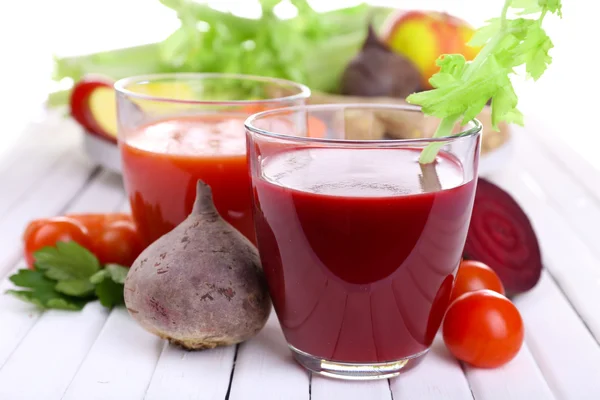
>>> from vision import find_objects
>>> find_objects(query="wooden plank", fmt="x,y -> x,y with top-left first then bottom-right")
514,272 -> 600,399
311,375 -> 391,400
144,343 -> 236,400
0,149 -> 98,279
0,111 -> 78,173
61,308 -> 164,400
0,303 -> 110,400
389,338 -> 472,400
228,313 -> 309,400
464,346 -> 555,400
0,170 -> 125,400
489,169 -> 600,343
511,131 -> 600,257
522,119 -> 600,202
0,169 -> 124,370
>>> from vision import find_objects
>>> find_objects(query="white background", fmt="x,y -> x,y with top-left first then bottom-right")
0,0 -> 597,169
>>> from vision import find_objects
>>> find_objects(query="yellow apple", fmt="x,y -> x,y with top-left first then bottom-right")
382,10 -> 481,89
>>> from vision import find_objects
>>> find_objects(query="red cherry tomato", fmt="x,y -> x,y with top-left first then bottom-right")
450,260 -> 505,303
443,290 -> 524,368
65,213 -> 132,238
24,217 -> 91,269
94,220 -> 143,266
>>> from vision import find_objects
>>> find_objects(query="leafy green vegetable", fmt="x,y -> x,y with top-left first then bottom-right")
6,243 -> 129,311
95,280 -> 125,308
406,0 -> 562,164
48,1 -> 393,106
34,241 -> 100,280
90,264 -> 129,285
7,270 -> 88,310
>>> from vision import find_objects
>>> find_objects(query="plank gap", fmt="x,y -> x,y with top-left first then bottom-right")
526,126 -> 600,207
459,362 -> 476,400
224,344 -> 240,400
543,267 -> 599,347
142,341 -> 168,399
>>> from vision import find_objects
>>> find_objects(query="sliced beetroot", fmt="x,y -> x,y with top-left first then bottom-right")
463,178 -> 542,296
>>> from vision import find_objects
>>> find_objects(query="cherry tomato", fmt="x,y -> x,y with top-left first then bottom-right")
24,217 -> 91,269
94,220 -> 143,266
443,290 -> 524,368
65,213 -> 132,237
450,260 -> 505,303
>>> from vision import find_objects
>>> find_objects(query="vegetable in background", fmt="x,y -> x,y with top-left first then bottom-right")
406,0 -> 563,163
23,214 -> 143,269
340,25 -> 421,98
48,0 -> 394,107
7,242 -> 128,310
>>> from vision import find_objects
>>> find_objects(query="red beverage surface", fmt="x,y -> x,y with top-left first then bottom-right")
253,147 -> 476,363
121,115 -> 254,246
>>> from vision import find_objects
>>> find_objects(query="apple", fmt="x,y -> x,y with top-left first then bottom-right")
381,10 -> 481,89
70,75 -> 118,144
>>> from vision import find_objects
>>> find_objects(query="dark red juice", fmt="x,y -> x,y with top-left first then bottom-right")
252,147 -> 476,363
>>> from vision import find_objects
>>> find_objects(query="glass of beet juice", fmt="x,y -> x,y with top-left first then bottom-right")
114,73 -> 310,247
245,104 -> 482,380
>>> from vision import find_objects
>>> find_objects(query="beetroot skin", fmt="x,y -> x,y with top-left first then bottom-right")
463,178 -> 542,296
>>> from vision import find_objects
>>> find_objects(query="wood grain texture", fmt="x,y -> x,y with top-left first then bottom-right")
61,308 -> 164,400
0,169 -> 126,399
465,345 -> 555,400
390,338 -> 472,400
489,165 -> 600,344
229,313 -> 309,400
514,272 -> 600,399
0,149 -> 98,279
144,343 -> 236,400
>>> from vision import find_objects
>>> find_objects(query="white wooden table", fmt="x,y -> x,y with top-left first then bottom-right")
1,112 -> 600,400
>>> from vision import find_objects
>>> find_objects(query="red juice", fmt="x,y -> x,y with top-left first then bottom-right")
121,115 -> 254,247
252,147 -> 476,363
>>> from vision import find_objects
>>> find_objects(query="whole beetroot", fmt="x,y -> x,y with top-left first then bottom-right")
340,24 -> 422,98
124,180 -> 271,350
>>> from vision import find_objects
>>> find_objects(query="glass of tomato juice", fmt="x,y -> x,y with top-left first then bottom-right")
245,104 -> 482,380
114,73 -> 310,247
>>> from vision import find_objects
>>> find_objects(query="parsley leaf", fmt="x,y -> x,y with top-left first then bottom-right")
95,280 -> 125,308
7,270 -> 89,310
55,280 -> 96,297
406,0 -> 562,164
90,264 -> 129,285
34,241 -> 100,281
6,243 -> 128,311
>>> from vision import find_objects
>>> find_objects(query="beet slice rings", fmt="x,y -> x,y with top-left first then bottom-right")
463,178 -> 543,296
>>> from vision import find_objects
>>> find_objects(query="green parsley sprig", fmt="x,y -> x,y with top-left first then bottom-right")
6,242 -> 128,310
406,0 -> 563,164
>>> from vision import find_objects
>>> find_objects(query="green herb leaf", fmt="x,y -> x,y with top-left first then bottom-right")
468,18 -> 501,47
104,264 -> 129,285
9,269 -> 55,290
6,269 -> 89,310
95,280 -> 125,308
34,241 -> 100,281
55,280 -> 96,297
406,0 -> 563,164
90,264 -> 129,285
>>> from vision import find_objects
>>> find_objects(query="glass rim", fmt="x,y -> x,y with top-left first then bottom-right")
245,103 -> 482,146
113,72 -> 311,105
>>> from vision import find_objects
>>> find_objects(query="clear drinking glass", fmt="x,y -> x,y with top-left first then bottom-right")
245,104 -> 482,380
114,73 -> 310,247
